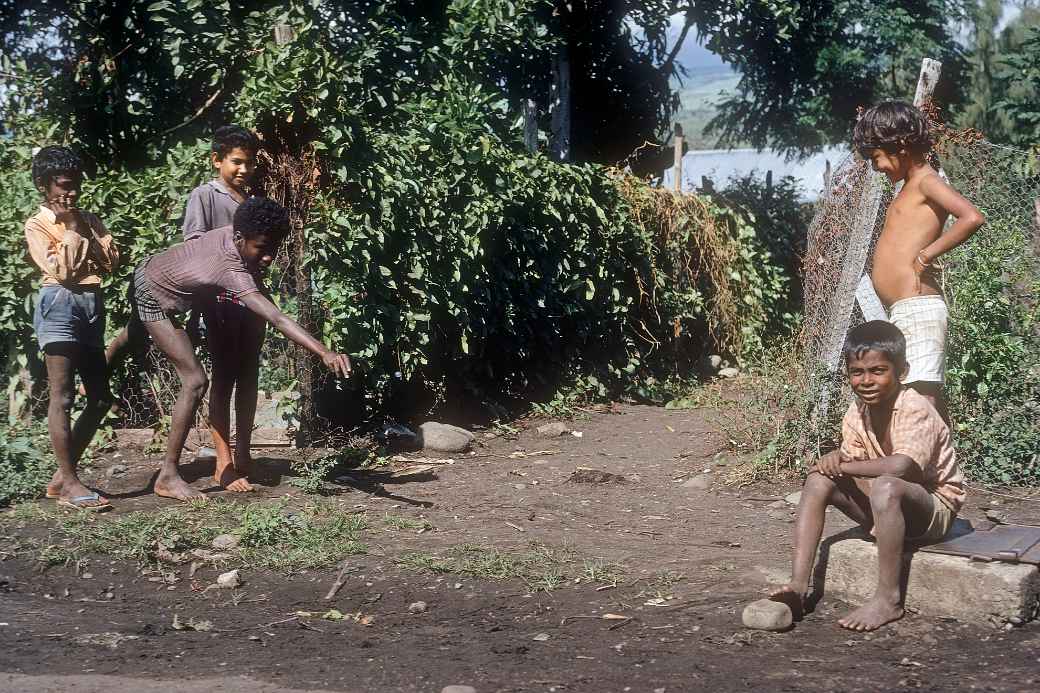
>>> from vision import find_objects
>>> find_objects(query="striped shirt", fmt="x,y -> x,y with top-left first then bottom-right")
144,225 -> 260,313
840,387 -> 965,512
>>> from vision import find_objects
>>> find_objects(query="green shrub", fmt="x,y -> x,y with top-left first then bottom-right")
945,221 -> 1040,485
0,423 -> 53,506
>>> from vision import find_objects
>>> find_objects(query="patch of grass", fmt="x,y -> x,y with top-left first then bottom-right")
0,423 -> 54,506
396,542 -> 622,592
531,375 -> 606,420
6,498 -> 368,572
382,513 -> 432,532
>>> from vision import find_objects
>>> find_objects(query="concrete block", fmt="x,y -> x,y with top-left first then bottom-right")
822,537 -> 1040,626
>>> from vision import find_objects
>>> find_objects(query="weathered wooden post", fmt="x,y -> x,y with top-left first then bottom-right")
672,122 -> 684,193
522,98 -> 538,153
550,44 -> 571,161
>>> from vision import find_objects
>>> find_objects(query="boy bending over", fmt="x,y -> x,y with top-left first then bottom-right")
182,125 -> 263,492
854,101 -> 984,422
772,321 -> 964,631
109,198 -> 350,501
25,146 -> 120,510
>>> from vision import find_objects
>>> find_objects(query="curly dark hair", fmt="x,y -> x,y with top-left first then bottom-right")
212,124 -> 260,159
844,320 -> 907,372
31,145 -> 83,189
233,197 -> 290,241
853,101 -> 932,157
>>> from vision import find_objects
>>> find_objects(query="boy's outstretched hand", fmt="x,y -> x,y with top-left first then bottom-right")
322,351 -> 352,378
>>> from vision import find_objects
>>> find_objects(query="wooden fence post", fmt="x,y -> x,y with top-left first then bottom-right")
672,123 -> 684,192
522,98 -> 538,153
550,44 -> 571,161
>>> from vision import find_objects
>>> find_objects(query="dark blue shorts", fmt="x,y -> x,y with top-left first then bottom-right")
33,284 -> 105,350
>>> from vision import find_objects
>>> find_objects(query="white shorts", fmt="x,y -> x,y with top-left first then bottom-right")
888,295 -> 948,384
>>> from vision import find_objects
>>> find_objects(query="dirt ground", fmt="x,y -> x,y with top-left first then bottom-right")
2,399 -> 1040,692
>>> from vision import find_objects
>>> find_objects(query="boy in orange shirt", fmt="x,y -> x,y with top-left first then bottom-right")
24,146 -> 120,510
771,321 -> 964,631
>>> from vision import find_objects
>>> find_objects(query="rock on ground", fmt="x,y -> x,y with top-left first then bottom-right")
568,468 -> 626,484
441,687 -> 477,693
718,367 -> 740,378
742,598 -> 793,631
408,601 -> 428,614
683,473 -> 713,491
784,491 -> 802,506
419,422 -> 476,453
211,534 -> 240,551
535,421 -> 569,437
216,570 -> 242,589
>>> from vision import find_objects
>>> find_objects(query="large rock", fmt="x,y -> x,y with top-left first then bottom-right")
822,537 -> 1040,626
419,422 -> 476,453
742,598 -> 793,631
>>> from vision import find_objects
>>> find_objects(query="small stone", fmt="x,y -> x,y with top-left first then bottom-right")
408,601 -> 428,614
211,534 -> 240,551
216,569 -> 242,589
194,446 -> 217,461
532,632 -> 551,641
742,598 -> 793,631
784,491 -> 802,506
682,473 -> 713,491
419,422 -> 476,453
536,422 -> 569,438
107,464 -> 128,478
718,367 -> 740,378
441,687 -> 477,693
81,572 -> 94,580
708,354 -> 723,370
767,500 -> 787,509
984,509 -> 1008,524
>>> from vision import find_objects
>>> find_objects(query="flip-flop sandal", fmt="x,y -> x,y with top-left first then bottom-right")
57,492 -> 112,512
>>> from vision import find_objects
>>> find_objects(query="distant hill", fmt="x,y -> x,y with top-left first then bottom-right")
670,66 -> 744,150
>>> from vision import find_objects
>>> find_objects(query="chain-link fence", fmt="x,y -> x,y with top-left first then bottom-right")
799,118 -> 1040,490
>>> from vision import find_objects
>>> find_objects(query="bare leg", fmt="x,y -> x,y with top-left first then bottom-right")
144,318 -> 208,501
232,312 -> 266,476
908,382 -> 949,427
43,344 -> 107,507
838,476 -> 935,631
205,304 -> 252,492
771,451 -> 873,618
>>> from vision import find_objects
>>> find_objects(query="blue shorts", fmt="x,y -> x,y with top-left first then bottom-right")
33,284 -> 106,351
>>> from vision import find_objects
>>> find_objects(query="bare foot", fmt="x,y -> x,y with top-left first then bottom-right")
837,597 -> 904,632
215,457 -> 254,493
45,470 -> 63,498
154,474 -> 207,502
769,584 -> 806,621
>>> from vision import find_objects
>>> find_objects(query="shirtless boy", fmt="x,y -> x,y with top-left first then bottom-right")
853,101 -> 985,421
25,146 -> 120,511
182,125 -> 264,493
108,198 -> 351,501
771,321 -> 965,631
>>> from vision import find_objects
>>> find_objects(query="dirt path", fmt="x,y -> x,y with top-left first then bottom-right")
2,402 -> 1039,692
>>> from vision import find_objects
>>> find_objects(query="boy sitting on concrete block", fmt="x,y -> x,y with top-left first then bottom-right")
771,320 -> 964,631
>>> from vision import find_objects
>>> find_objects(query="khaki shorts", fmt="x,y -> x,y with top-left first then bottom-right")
907,493 -> 956,543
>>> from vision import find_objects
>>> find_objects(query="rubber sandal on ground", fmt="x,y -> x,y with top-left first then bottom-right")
56,492 -> 112,512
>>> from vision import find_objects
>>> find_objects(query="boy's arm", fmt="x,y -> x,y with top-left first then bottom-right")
24,217 -> 89,283
238,292 -> 352,377
918,173 -> 985,265
839,455 -> 922,482
83,213 -> 120,272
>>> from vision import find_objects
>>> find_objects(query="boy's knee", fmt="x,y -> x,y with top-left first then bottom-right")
51,391 -> 75,414
185,372 -> 210,402
869,476 -> 903,507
